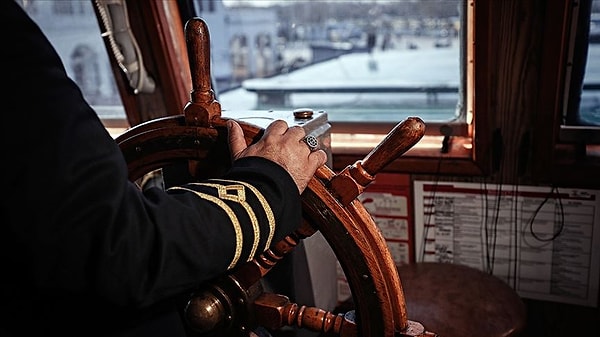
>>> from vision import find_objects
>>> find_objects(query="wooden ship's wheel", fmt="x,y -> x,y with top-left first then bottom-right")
116,18 -> 433,337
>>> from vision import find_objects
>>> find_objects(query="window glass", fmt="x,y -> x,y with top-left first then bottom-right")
197,0 -> 465,127
580,1 -> 600,127
560,0 -> 600,146
17,0 -> 126,121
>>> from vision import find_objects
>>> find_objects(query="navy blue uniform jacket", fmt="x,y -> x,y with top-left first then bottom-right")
1,2 -> 301,336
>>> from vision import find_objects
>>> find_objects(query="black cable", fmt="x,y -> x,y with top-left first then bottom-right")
479,179 -> 487,270
481,179 -> 491,272
483,170 -> 504,275
528,186 -> 565,242
483,128 -> 504,274
487,182 -> 502,274
511,183 -> 519,288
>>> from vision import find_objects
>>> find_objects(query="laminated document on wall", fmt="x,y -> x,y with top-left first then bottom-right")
337,173 -> 414,304
360,173 -> 415,265
413,181 -> 600,307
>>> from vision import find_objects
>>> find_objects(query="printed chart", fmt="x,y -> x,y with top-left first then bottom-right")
414,181 -> 600,307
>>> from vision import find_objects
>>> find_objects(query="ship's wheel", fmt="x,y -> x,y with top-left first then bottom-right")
115,18 -> 433,337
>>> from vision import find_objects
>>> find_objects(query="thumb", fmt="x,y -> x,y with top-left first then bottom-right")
227,120 -> 247,160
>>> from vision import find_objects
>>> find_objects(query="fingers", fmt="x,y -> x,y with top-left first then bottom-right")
265,120 -> 306,139
227,119 -> 247,160
284,125 -> 306,139
293,150 -> 327,194
227,118 -> 327,195
309,149 -> 328,168
264,119 -> 292,135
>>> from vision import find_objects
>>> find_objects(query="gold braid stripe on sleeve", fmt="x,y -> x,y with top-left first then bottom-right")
216,179 -> 276,251
192,182 -> 260,261
167,186 -> 243,270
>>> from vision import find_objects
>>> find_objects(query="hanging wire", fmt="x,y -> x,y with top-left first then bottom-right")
486,182 -> 503,274
480,178 -> 490,272
511,182 -> 519,288
528,186 -> 565,242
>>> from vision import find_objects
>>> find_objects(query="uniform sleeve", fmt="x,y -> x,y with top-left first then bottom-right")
2,0 -> 302,311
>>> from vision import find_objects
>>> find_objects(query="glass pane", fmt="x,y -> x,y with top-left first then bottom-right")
17,1 -> 126,121
581,1 -> 600,126
197,0 -> 465,124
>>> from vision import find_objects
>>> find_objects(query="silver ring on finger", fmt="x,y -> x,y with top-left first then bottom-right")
301,135 -> 319,152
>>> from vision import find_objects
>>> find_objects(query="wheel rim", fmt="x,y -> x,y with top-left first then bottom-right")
117,116 -> 420,337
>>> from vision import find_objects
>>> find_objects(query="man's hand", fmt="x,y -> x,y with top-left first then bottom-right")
227,119 -> 328,194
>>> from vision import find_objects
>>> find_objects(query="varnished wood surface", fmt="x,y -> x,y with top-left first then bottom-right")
330,117 -> 426,205
117,115 -> 431,336
397,262 -> 526,337
183,18 -> 222,127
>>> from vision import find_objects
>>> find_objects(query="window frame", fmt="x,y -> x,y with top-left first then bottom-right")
94,0 -> 191,128
533,0 -> 600,188
330,0 -> 489,176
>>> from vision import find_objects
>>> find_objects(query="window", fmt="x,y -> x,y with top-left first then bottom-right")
192,0 -> 473,173
533,0 -> 600,188
71,45 -> 101,103
18,0 -> 127,132
230,34 -> 251,83
561,0 -> 600,144
200,1 -> 465,124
